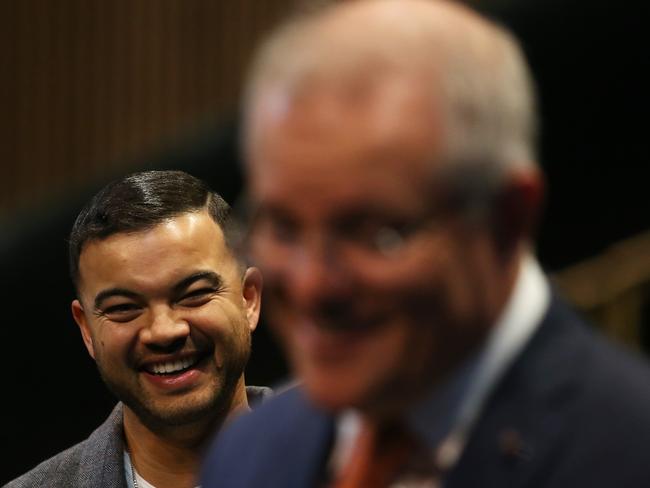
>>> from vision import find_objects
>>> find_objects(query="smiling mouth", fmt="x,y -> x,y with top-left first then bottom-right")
143,356 -> 203,376
306,314 -> 386,334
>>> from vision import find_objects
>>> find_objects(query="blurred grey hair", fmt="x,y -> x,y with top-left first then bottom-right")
242,0 -> 538,191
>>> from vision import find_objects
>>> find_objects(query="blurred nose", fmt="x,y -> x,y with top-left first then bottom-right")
282,234 -> 353,312
139,305 -> 190,351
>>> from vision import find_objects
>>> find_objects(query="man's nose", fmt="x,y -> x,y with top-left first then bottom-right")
139,306 -> 190,350
284,237 -> 353,311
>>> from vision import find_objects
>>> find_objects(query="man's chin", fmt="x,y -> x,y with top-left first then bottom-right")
101,368 -> 241,430
301,373 -> 375,414
111,380 -> 229,431
126,396 -> 216,428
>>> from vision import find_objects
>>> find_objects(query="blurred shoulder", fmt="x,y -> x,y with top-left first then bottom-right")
201,384 -> 334,487
228,383 -> 318,439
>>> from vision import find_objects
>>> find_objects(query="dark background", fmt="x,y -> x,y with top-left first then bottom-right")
1,0 -> 649,484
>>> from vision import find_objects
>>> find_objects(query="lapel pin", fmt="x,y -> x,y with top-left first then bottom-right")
498,428 -> 533,462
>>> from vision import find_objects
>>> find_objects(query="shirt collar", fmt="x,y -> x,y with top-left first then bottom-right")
408,254 -> 550,450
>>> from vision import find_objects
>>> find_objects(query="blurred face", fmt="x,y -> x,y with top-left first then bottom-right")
72,211 -> 261,430
247,77 -> 506,416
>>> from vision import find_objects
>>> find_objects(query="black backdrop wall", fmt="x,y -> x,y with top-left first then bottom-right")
2,0 -> 649,484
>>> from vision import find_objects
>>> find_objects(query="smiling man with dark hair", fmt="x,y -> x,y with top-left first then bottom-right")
7,170 -> 267,488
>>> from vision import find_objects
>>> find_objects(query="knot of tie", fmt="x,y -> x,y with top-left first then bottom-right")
334,419 -> 436,488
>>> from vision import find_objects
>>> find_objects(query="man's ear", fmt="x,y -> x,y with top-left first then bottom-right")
492,168 -> 544,259
242,267 -> 263,333
71,299 -> 96,359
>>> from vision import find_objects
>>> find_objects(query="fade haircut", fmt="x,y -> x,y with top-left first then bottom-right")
69,170 -> 233,290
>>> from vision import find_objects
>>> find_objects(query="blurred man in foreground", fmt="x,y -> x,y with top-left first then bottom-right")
7,170 -> 266,488
201,1 -> 650,486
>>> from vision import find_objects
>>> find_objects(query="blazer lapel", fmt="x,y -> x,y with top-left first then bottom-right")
446,297 -> 592,488
287,410 -> 336,487
259,390 -> 336,488
78,403 -> 129,488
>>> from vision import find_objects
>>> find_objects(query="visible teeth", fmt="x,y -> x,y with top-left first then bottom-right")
149,357 -> 196,375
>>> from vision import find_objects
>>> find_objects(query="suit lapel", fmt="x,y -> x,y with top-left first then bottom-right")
446,297 -> 592,488
262,390 -> 336,488
78,403 -> 129,488
287,408 -> 336,487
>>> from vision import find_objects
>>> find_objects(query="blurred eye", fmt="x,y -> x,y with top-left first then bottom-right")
273,221 -> 297,242
252,210 -> 299,245
372,226 -> 407,254
101,303 -> 142,323
178,288 -> 216,307
340,220 -> 410,254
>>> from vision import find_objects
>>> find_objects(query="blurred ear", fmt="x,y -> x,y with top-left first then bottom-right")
492,168 -> 544,259
242,267 -> 263,332
71,299 -> 95,359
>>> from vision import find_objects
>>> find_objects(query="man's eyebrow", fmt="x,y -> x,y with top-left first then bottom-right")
252,203 -> 296,222
94,288 -> 140,310
172,271 -> 223,295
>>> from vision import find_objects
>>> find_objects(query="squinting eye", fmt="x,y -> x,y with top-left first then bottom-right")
102,304 -> 142,322
179,288 -> 215,307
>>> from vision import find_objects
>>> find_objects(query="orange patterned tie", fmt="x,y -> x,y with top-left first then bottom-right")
333,420 -> 420,488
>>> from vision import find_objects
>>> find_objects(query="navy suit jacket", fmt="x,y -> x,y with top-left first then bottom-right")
201,298 -> 650,487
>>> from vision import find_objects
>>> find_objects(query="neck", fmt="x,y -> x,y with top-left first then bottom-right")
123,380 -> 250,488
360,248 -> 526,425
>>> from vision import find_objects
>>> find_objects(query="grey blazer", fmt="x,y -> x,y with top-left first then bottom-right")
5,403 -> 127,488
6,386 -> 272,488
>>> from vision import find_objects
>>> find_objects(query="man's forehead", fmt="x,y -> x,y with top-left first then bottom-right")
79,212 -> 236,293
257,67 -> 436,117
86,212 -> 221,247
249,72 -> 443,163
246,77 -> 447,223
77,212 -> 230,280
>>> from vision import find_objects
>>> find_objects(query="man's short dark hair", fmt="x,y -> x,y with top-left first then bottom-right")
69,170 -> 233,290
